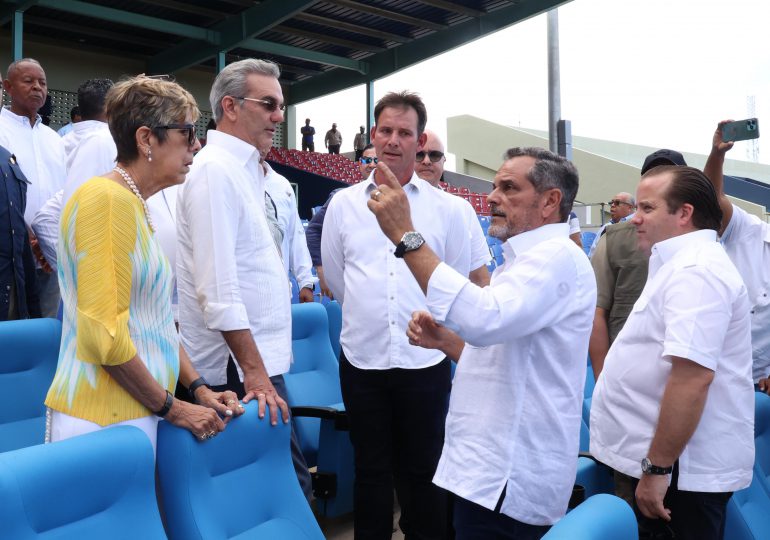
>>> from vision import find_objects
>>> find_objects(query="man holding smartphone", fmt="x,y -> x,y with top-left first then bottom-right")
704,119 -> 770,393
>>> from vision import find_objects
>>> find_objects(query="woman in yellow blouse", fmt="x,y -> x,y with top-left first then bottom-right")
45,76 -> 243,448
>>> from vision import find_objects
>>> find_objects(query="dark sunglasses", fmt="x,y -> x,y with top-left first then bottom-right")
360,157 -> 378,164
234,96 -> 286,112
154,123 -> 197,147
608,199 -> 633,207
416,150 -> 444,163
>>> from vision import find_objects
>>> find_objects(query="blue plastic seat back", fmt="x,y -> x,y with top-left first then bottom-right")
158,402 -> 323,540
752,391 -> 770,496
285,303 -> 343,463
0,318 -> 62,452
325,300 -> 342,360
0,426 -> 165,539
544,494 -> 637,539
581,232 -> 597,255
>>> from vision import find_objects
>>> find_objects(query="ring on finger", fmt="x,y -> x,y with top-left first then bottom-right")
226,399 -> 236,405
373,190 -> 381,199
257,393 -> 266,399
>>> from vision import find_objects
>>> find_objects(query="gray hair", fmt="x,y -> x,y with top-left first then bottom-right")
209,59 -> 280,122
616,192 -> 636,206
6,58 -> 42,79
503,147 -> 579,222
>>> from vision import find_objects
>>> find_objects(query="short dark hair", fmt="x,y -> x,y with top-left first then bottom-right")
69,106 -> 80,121
77,78 -> 113,119
643,165 -> 722,231
363,143 -> 374,151
503,147 -> 579,222
374,91 -> 427,136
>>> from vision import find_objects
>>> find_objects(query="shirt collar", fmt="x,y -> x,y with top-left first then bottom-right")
650,228 -> 717,267
205,129 -> 261,166
1,106 -> 41,128
503,222 -> 570,260
365,170 -> 425,194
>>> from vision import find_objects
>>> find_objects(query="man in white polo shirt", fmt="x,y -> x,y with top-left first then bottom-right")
590,165 -> 754,539
366,146 -> 596,538
704,120 -> 770,393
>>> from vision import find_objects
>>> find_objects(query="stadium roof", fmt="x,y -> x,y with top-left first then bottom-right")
1,0 -> 569,104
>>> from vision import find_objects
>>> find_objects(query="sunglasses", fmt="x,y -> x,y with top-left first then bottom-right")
360,157 -> 378,164
234,96 -> 286,112
416,150 -> 445,163
608,199 -> 633,207
154,123 -> 197,147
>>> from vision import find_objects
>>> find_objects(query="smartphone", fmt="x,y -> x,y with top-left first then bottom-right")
722,118 -> 760,142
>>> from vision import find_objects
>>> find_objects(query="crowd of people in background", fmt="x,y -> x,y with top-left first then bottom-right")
1,54 -> 767,540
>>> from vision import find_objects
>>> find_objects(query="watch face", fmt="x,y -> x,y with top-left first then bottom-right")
641,457 -> 651,473
403,232 -> 424,250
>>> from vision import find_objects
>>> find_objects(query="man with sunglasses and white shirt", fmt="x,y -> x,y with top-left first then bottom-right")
177,59 -> 312,502
416,130 -> 489,287
587,191 -> 636,258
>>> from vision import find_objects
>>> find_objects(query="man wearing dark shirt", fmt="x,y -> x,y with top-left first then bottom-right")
0,145 -> 40,320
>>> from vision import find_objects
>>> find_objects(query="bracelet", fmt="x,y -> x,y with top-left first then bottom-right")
154,390 -> 174,418
188,376 -> 211,404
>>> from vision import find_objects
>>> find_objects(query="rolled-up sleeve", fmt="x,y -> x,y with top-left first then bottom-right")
182,161 -> 250,331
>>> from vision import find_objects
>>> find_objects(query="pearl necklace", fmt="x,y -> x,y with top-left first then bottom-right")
114,165 -> 155,233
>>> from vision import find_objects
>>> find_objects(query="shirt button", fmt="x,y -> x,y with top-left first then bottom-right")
390,321 -> 395,325
390,272 -> 394,276
390,296 -> 394,300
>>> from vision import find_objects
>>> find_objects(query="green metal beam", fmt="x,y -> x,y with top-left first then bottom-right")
35,0 -> 218,43
242,39 -> 369,74
12,10 -> 23,61
147,0 -> 316,75
0,0 -> 39,26
286,0 -> 571,105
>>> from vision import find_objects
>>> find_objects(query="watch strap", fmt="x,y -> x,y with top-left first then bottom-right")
188,376 -> 211,404
154,390 -> 174,417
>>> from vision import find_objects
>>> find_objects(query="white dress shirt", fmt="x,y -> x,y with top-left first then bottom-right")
176,130 -> 291,383
62,121 -> 116,203
0,107 -> 66,224
264,162 -> 317,289
31,121 -> 117,270
721,204 -> 770,382
427,223 -> 596,525
147,186 -> 179,320
591,229 -> 754,493
321,172 -> 476,370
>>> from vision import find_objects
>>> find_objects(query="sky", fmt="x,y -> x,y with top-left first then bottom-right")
294,0 -> 769,171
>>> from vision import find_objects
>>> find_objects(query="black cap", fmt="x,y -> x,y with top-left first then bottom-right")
641,149 -> 687,175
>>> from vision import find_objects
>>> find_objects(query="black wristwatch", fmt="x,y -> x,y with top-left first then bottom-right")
154,390 -> 174,417
188,376 -> 211,404
394,231 -> 425,258
641,457 -> 673,475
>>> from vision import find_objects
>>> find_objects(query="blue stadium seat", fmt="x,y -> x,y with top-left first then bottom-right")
0,318 -> 61,453
490,243 -> 504,266
157,402 -> 323,539
325,300 -> 342,360
284,303 -> 353,517
544,494 -> 637,539
477,215 -> 490,235
290,273 -> 300,304
581,231 -> 597,255
724,391 -> 770,539
0,426 -> 165,538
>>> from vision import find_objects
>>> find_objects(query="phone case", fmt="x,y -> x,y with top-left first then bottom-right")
722,118 -> 760,142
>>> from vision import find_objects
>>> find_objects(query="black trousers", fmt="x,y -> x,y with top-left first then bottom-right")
453,489 -> 550,540
302,140 -> 314,152
328,144 -> 340,154
632,463 -> 732,540
340,353 -> 451,540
